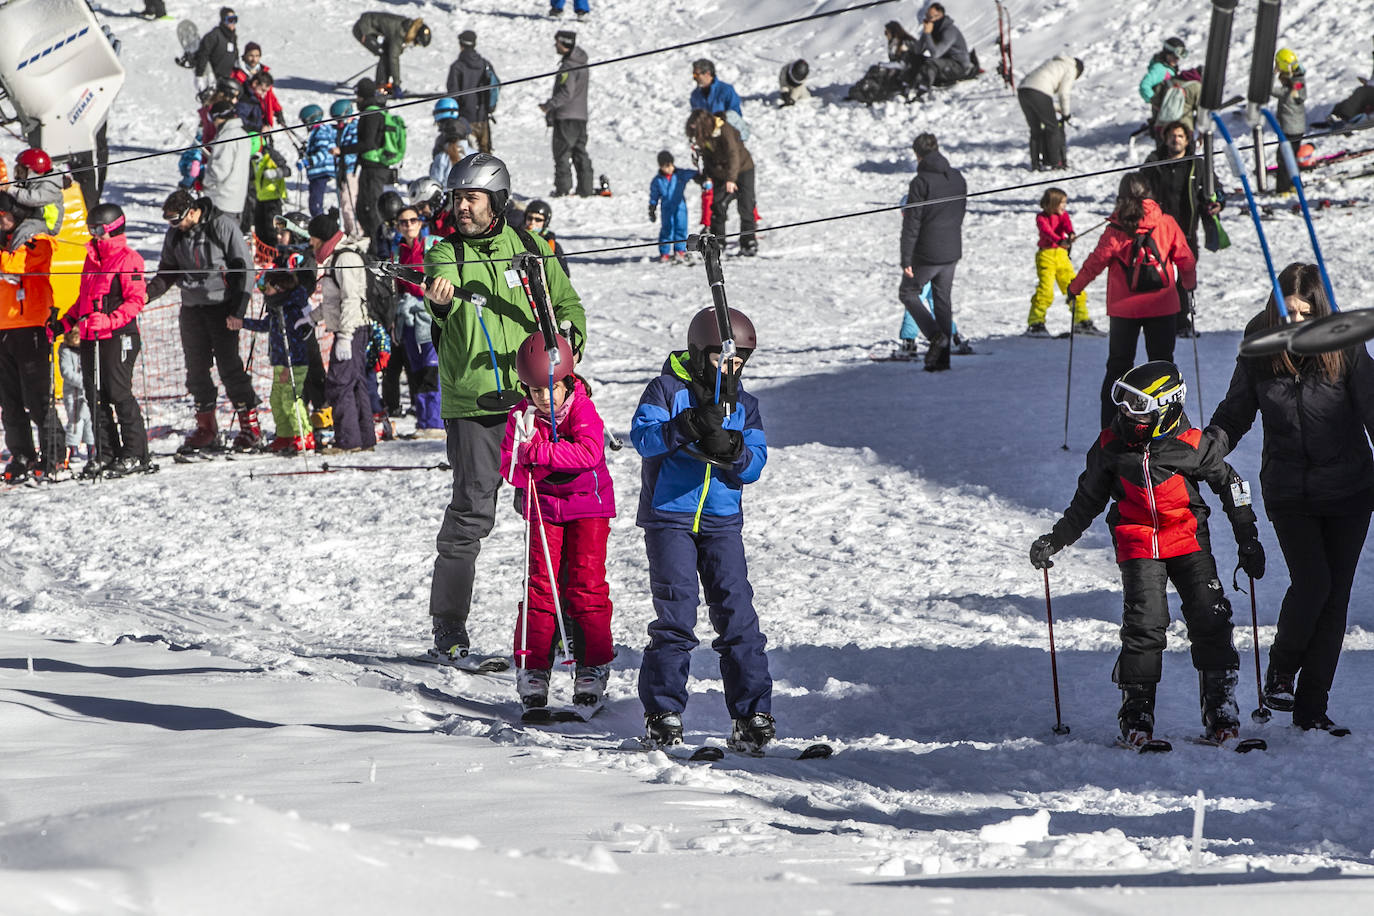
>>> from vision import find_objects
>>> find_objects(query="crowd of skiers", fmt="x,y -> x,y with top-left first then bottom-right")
4,4 -> 1374,754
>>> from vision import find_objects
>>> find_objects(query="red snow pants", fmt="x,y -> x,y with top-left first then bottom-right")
514,516 -> 615,670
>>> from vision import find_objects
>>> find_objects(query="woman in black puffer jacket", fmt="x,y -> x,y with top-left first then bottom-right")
1206,262 -> 1374,733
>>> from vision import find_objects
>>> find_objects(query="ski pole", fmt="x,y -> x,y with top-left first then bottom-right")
1061,300 -> 1075,451
274,304 -> 309,471
528,475 -> 577,675
1247,575 -> 1271,723
336,61 -> 376,89
685,229 -> 738,415
1260,108 -> 1339,310
1187,288 -> 1204,418
91,333 -> 102,478
1042,567 -> 1070,735
517,482 -> 533,671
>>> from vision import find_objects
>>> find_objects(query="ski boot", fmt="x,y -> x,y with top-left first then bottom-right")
1293,712 -> 1350,736
430,617 -> 469,662
923,333 -> 951,372
1117,682 -> 1157,748
232,406 -> 263,452
516,668 -> 551,711
180,408 -> 219,454
1263,665 -> 1296,712
644,712 -> 684,747
3,454 -> 31,483
1073,320 -> 1107,337
572,664 -> 610,713
80,455 -> 114,479
950,332 -> 975,355
268,435 -> 294,453
108,455 -> 155,478
1199,669 -> 1241,742
729,713 -> 776,755
1024,323 -> 1052,339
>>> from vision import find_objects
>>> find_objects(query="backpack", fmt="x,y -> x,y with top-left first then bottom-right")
482,61 -> 500,114
1156,80 -> 1189,125
724,109 -> 750,143
847,63 -> 907,105
1119,226 -> 1170,292
374,109 -> 408,167
365,263 -> 398,326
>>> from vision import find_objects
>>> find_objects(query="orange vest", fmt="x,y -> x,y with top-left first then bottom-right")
0,233 -> 55,329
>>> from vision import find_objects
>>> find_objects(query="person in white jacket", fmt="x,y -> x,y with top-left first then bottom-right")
1018,54 -> 1084,170
201,100 -> 252,222
308,211 -> 375,452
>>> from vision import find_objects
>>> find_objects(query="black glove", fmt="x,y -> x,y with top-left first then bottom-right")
1238,538 -> 1266,580
648,205 -> 657,222
672,401 -> 724,443
700,427 -> 743,460
1029,534 -> 1062,570
46,307 -> 64,337
1059,114 -> 1071,125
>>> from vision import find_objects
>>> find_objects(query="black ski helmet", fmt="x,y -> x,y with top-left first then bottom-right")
87,203 -> 126,237
1112,361 -> 1187,440
525,199 -> 553,227
687,307 -> 757,374
1162,37 -> 1186,59
784,59 -> 809,87
378,190 -> 406,224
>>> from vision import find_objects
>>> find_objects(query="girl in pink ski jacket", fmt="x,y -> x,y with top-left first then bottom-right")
500,333 -> 615,711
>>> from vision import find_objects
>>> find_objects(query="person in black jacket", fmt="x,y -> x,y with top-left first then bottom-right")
1206,263 -> 1374,735
352,11 -> 431,96
446,30 -> 495,153
1144,121 -> 1224,340
910,4 -> 976,97
898,132 -> 966,372
194,8 -> 240,83
339,79 -> 388,238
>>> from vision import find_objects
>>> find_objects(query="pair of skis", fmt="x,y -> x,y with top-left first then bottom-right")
994,1 -> 1014,90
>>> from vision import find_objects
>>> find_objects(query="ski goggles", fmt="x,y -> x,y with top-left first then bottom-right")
222,13 -> 238,24
1111,378 -> 1185,416
164,206 -> 192,224
87,214 -> 125,238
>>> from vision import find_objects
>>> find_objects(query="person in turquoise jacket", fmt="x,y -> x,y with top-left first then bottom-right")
648,150 -> 698,262
422,153 -> 586,661
1139,37 -> 1185,104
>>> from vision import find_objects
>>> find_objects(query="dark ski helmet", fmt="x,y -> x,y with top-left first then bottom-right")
411,21 -> 432,47
1162,37 -> 1186,59
87,203 -> 126,237
458,30 -> 477,48
408,176 -> 445,211
515,332 -> 575,389
524,199 -> 553,227
17,148 -> 52,175
784,59 -> 809,87
555,30 -> 577,51
378,190 -> 406,224
1111,361 -> 1187,440
445,153 -> 511,212
299,104 -> 324,124
687,307 -> 757,373
329,99 -> 354,119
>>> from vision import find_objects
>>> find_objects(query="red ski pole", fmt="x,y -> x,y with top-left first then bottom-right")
1043,567 -> 1070,735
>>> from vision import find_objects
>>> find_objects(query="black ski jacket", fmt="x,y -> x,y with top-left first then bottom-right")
1207,313 -> 1374,517
193,25 -> 238,80
446,48 -> 494,123
341,99 -> 384,167
1143,145 -> 1222,254
900,150 -> 966,268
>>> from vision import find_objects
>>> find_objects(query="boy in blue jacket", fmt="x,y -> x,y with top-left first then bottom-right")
648,150 -> 698,263
630,306 -> 774,753
301,105 -> 338,218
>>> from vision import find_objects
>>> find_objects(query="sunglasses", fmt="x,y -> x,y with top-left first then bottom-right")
88,215 -> 125,238
396,217 -> 421,226
165,209 -> 190,224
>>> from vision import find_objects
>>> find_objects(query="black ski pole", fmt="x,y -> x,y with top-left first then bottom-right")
274,303 -> 309,470
1042,567 -> 1070,735
685,229 -> 738,415
511,252 -> 564,441
1061,301 -> 1075,451
1248,576 -> 1271,723
1187,289 -> 1204,417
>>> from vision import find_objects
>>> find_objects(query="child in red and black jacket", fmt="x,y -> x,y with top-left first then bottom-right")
1029,361 -> 1266,748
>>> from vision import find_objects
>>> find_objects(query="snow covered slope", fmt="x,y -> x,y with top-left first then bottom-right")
5,0 -> 1374,912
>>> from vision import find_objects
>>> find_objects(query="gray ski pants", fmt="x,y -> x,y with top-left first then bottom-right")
429,414 -> 507,636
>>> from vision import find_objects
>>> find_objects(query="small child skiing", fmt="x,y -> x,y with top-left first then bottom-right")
1027,187 -> 1099,337
500,333 -> 615,717
240,270 -> 314,453
1272,48 -> 1308,194
58,331 -> 94,468
630,307 -> 774,752
648,150 -> 698,263
1029,361 -> 1266,749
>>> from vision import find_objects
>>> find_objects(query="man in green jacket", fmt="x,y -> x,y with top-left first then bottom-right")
423,153 -> 586,660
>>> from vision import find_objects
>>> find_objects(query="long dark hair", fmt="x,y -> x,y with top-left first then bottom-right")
1266,262 -> 1347,382
685,108 -> 715,147
1111,172 -> 1152,233
885,20 -> 917,43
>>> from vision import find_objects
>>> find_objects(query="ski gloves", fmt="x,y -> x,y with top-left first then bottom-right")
673,381 -> 744,461
648,205 -> 657,222
1236,526 -> 1266,580
1029,534 -> 1062,570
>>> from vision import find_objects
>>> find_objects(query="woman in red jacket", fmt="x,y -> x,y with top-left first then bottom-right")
61,204 -> 151,477
1068,172 -> 1197,428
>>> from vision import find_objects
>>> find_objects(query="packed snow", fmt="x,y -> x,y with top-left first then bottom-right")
5,0 -> 1374,912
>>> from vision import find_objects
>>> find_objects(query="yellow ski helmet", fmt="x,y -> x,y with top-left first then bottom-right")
1275,48 -> 1299,74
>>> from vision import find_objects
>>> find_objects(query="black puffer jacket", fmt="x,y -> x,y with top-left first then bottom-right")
446,48 -> 494,122
900,150 -> 966,267
1206,313 -> 1374,516
193,24 -> 238,80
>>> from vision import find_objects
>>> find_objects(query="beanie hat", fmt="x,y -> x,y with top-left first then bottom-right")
219,6 -> 235,22
459,29 -> 476,47
355,77 -> 377,99
555,30 -> 576,49
308,211 -> 339,242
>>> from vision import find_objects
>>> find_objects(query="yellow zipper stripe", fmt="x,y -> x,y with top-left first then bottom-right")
692,463 -> 712,534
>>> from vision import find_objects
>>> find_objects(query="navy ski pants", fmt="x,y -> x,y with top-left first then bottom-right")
637,526 -> 772,720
